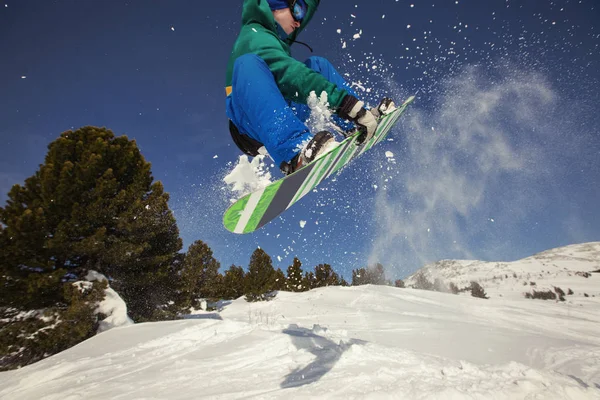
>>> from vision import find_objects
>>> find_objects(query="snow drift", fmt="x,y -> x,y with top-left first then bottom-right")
1,243 -> 599,399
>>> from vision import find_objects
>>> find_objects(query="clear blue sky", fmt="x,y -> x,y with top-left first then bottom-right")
1,0 -> 598,280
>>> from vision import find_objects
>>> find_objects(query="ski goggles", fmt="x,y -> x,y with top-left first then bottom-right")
288,0 -> 307,23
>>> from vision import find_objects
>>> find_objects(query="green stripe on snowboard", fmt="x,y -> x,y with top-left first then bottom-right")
292,145 -> 343,205
223,95 -> 415,234
243,180 -> 283,233
331,137 -> 358,175
223,195 -> 251,232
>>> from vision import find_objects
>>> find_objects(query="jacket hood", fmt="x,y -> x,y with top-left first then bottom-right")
241,0 -> 318,45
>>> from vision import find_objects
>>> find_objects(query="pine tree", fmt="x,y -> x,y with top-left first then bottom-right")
412,272 -> 434,291
222,265 -> 246,299
0,279 -> 107,371
302,271 -> 316,290
178,240 -> 221,309
272,268 -> 287,291
245,248 -> 276,302
314,264 -> 341,287
352,264 -> 389,286
370,263 -> 388,285
0,126 -> 182,369
352,268 -> 367,285
433,278 -> 448,293
470,281 -> 489,299
286,257 -> 305,292
448,282 -> 460,294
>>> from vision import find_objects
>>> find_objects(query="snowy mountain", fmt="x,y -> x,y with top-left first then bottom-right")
1,243 -> 599,399
405,242 -> 600,302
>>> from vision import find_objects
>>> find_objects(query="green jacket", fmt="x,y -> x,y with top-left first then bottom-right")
225,0 -> 348,109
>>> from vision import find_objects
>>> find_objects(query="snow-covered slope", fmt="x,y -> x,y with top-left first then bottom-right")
405,242 -> 600,302
1,244 -> 599,399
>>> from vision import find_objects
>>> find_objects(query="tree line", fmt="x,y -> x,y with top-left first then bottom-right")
0,127 -> 402,371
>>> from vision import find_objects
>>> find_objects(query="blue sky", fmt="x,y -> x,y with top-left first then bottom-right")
1,0 -> 598,280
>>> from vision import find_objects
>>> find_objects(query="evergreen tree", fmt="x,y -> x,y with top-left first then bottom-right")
470,281 -> 489,299
352,264 -> 388,286
222,265 -> 246,300
302,271 -> 316,291
370,263 -> 388,285
412,272 -> 434,291
313,264 -> 341,287
245,248 -> 276,302
286,257 -> 305,292
448,282 -> 460,294
352,268 -> 368,285
0,126 -> 182,369
0,279 -> 107,371
395,279 -> 405,288
178,240 -> 221,309
433,278 -> 448,293
272,268 -> 287,291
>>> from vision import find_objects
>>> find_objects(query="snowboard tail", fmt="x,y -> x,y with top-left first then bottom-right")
224,96 -> 415,234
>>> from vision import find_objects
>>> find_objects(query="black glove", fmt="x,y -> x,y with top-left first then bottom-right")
338,95 -> 378,144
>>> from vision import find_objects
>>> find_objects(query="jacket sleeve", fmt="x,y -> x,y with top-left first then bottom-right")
247,26 -> 348,109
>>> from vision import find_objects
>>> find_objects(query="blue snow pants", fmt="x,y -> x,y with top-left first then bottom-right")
226,55 -> 358,167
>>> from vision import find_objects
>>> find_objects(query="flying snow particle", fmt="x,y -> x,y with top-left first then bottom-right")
223,155 -> 273,202
213,155 -> 218,159
21,76 -> 26,79
336,29 -> 341,34
300,220 -> 307,228
407,24 -> 411,29
385,151 -> 394,158
170,26 -> 175,31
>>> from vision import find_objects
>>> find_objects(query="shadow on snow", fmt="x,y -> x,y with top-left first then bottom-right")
181,312 -> 223,320
280,324 -> 367,389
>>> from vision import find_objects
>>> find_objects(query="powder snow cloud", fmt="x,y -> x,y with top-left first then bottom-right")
366,65 -> 580,275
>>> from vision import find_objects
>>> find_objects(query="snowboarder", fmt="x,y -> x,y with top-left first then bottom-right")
225,0 -> 394,175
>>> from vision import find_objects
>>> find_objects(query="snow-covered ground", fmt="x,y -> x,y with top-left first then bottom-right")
405,241 -> 600,303
1,243 -> 599,399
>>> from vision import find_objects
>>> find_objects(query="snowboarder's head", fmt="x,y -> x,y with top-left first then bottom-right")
268,0 -> 308,35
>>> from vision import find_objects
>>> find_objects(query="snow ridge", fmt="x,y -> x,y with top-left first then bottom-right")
1,243 -> 599,399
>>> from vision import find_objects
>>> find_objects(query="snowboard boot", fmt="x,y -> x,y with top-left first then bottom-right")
280,131 -> 337,175
341,98 -> 397,144
370,97 -> 397,119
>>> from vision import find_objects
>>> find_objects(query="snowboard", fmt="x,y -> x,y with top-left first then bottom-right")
223,95 -> 415,234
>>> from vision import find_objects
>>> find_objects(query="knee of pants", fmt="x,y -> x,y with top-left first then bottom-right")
305,56 -> 332,72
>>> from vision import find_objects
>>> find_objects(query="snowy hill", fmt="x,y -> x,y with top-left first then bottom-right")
405,242 -> 600,302
1,244 -> 599,399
